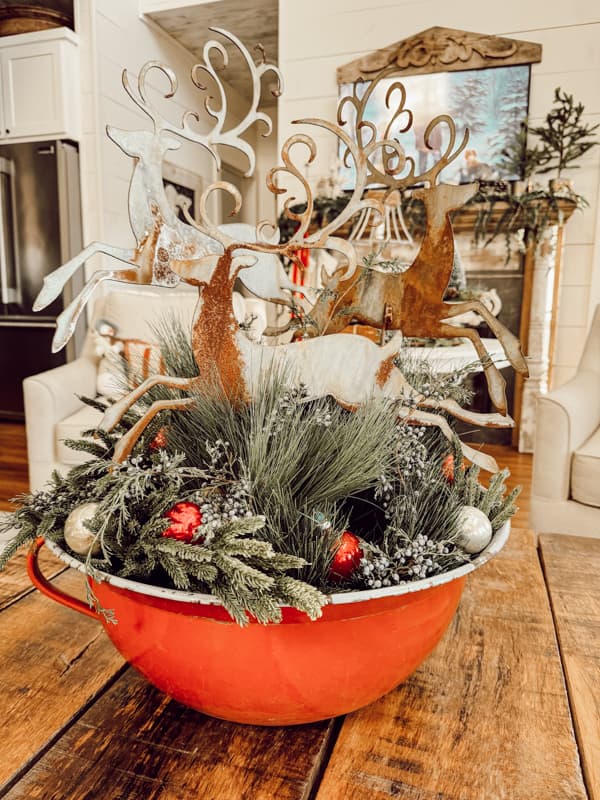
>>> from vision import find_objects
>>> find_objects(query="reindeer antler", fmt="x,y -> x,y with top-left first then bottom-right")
263,115 -> 407,279
181,181 -> 241,249
338,67 -> 469,190
338,71 -> 411,187
393,114 -> 469,188
122,29 -> 281,178
188,28 -> 283,176
267,134 -> 317,242
121,61 -> 180,132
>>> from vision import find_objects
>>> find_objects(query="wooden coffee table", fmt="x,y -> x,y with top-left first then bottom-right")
0,529 -> 598,799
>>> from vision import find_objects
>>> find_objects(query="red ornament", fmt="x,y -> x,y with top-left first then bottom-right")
329,531 -> 363,581
163,502 -> 202,543
441,454 -> 455,482
150,427 -> 168,451
441,454 -> 465,483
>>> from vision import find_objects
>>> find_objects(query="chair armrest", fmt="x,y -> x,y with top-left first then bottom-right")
532,370 -> 600,501
23,357 -> 98,473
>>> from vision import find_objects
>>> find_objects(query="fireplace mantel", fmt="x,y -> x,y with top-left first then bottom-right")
449,196 -> 577,234
452,196 -> 577,450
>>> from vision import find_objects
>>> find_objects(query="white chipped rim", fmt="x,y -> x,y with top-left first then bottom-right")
45,520 -> 510,608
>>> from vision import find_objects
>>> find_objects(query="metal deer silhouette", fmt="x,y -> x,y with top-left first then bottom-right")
37,32 -> 523,474
97,135 -> 512,473
274,78 -> 529,415
33,29 -> 314,352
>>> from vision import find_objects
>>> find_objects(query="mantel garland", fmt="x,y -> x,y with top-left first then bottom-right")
277,188 -> 582,263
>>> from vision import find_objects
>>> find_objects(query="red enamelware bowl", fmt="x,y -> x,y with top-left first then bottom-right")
27,522 -> 509,725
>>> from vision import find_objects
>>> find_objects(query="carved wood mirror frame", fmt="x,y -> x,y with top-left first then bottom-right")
337,27 -> 542,83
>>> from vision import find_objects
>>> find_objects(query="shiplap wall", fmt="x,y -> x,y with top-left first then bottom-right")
75,0 -> 277,277
278,0 -> 600,387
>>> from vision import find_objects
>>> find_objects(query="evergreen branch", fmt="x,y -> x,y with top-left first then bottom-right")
158,551 -> 191,590
275,576 -> 326,620
155,539 -> 214,563
62,438 -> 109,459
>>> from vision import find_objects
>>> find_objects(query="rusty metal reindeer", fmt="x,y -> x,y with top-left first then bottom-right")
33,29 -> 314,353
96,128 -> 512,472
275,76 -> 529,415
37,32 -> 521,475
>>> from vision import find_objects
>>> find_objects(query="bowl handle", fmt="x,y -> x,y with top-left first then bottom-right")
27,537 -> 99,620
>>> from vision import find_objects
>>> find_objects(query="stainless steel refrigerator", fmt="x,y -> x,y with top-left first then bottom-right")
0,140 -> 84,418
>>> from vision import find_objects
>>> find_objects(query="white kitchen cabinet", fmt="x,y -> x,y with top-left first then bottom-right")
0,28 -> 79,142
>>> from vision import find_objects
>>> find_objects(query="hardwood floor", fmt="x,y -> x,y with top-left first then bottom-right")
0,421 -> 533,526
0,422 -> 29,512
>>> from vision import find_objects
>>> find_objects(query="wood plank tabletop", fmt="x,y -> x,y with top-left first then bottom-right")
0,528 -> 596,800
317,528 -> 587,800
2,670 -> 337,800
540,534 -> 600,800
0,547 -> 65,611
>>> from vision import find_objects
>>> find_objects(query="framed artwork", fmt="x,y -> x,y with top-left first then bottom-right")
336,27 -> 542,191
338,64 -> 531,189
162,161 -> 204,222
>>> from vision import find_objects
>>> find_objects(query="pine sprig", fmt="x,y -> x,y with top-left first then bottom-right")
530,87 -> 599,176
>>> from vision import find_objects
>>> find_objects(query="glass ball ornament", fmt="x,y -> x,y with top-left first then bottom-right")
64,503 -> 101,556
329,531 -> 363,581
457,506 -> 493,554
163,501 -> 203,543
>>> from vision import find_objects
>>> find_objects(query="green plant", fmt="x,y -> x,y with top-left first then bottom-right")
498,121 -> 544,180
529,88 -> 599,177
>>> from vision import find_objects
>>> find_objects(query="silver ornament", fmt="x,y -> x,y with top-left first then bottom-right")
457,506 -> 493,554
64,503 -> 101,556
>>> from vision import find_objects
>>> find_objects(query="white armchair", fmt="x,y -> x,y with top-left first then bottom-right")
23,287 -> 267,491
530,305 -> 600,537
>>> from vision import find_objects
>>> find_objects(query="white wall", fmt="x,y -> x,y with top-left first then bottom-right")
278,0 -> 600,386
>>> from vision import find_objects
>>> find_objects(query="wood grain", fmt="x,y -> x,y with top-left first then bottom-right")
540,533 -> 600,800
0,422 -> 28,512
0,546 -> 65,611
3,668 -> 337,800
0,569 -> 125,791
337,27 -> 543,83
316,528 -> 587,800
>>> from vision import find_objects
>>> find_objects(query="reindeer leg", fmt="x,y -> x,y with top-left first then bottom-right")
100,375 -> 197,432
418,396 -> 514,428
276,274 -> 319,306
444,301 -> 528,375
262,319 -> 294,337
34,243 -> 137,311
438,322 -> 508,415
113,397 -> 196,463
52,268 -> 141,352
398,407 -> 499,473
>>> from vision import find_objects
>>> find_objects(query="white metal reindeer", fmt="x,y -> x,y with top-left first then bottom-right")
37,30 -> 522,477
33,30 -> 314,352
98,187 -> 511,472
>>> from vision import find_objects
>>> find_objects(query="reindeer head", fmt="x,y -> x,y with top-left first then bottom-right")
106,125 -> 182,158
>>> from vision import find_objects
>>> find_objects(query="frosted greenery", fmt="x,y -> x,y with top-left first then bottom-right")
0,317 -> 519,625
